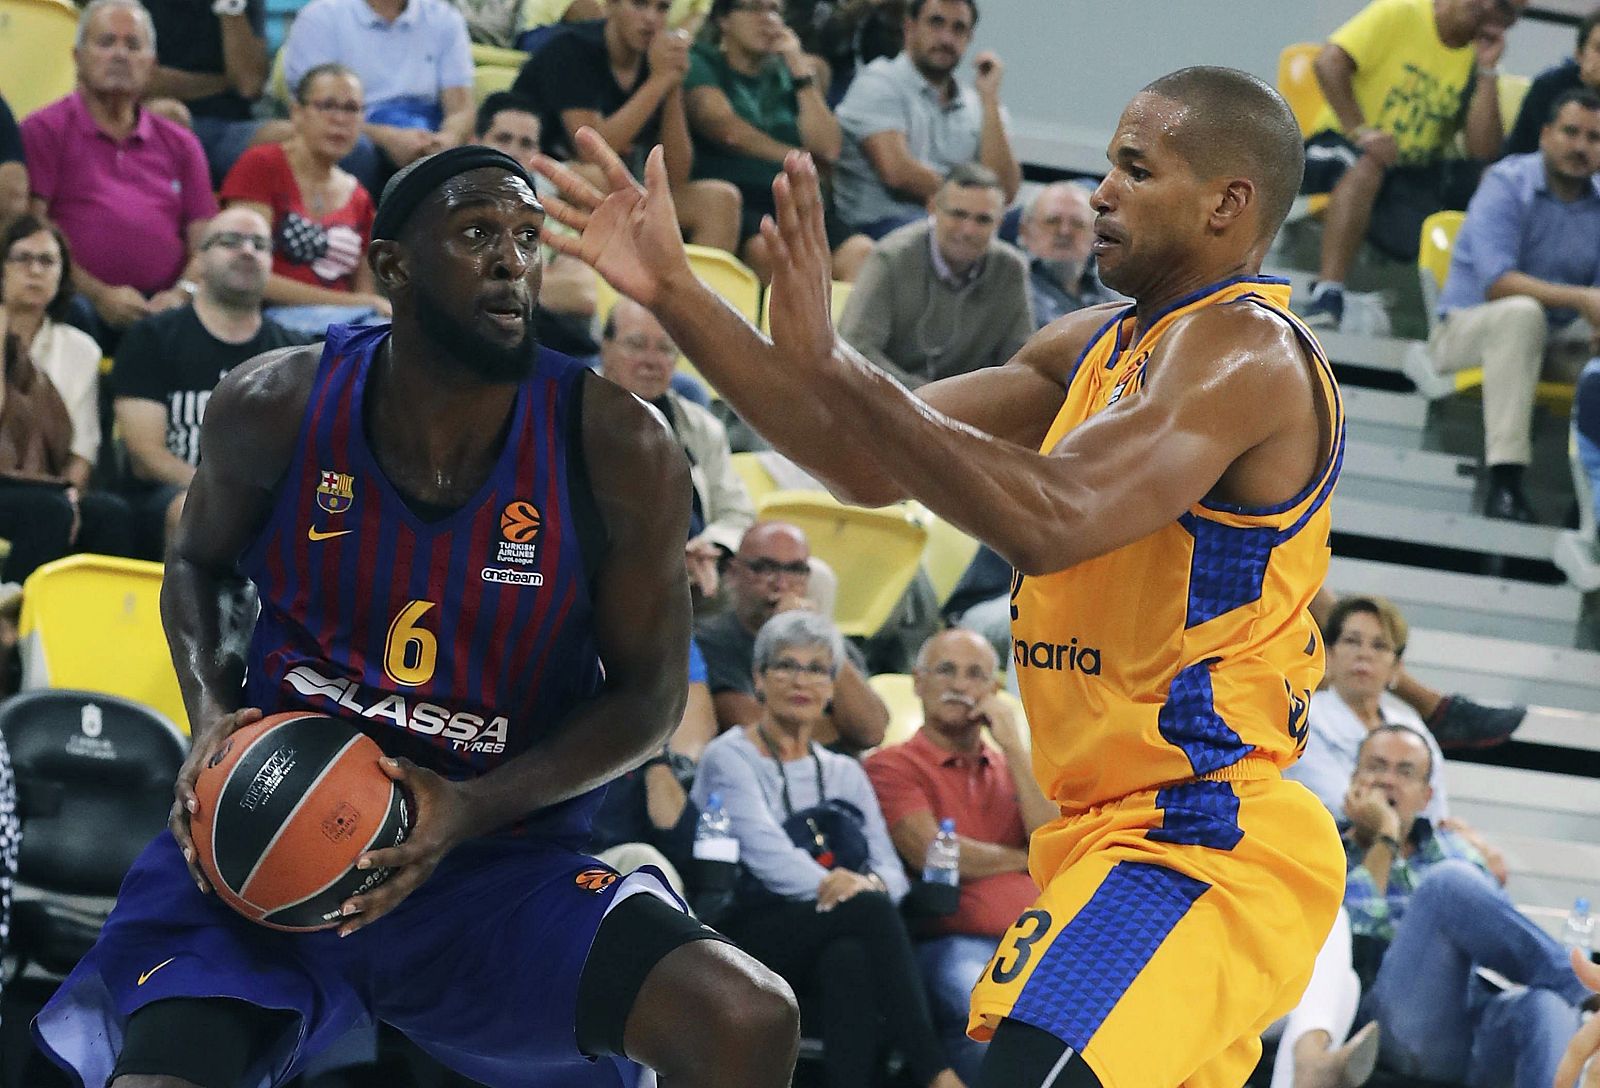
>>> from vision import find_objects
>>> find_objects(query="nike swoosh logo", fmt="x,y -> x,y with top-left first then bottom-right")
138,957 -> 176,986
307,527 -> 353,542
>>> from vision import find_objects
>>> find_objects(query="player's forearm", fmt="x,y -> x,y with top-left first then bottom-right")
455,678 -> 686,837
162,553 -> 254,739
654,274 -> 905,503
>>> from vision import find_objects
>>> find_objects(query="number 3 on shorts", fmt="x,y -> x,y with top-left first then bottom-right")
990,908 -> 1053,984
384,599 -> 438,687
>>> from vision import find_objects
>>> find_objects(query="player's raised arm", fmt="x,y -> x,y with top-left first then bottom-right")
536,129 -> 1091,507
162,344 -> 319,890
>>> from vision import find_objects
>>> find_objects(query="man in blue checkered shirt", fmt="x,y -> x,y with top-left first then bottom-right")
1343,724 -> 1597,1087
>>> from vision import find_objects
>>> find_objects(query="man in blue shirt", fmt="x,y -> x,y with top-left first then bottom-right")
1344,725 -> 1597,1088
1428,88 -> 1600,521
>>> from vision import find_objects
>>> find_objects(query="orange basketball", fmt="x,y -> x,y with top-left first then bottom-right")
190,712 -> 410,931
499,501 -> 541,543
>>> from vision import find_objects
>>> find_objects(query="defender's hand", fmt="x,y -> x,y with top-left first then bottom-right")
533,128 -> 695,310
171,706 -> 263,893
760,152 -> 837,372
336,757 -> 475,936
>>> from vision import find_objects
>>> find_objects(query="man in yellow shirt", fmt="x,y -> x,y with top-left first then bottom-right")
1300,0 -> 1521,329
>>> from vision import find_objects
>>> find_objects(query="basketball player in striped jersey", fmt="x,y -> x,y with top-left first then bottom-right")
541,66 -> 1348,1087
33,146 -> 799,1088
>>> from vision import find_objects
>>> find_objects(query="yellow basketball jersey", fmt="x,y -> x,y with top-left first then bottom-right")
1012,276 -> 1343,814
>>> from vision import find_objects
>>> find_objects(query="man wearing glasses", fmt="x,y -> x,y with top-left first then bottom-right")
1343,724 -> 1599,1086
838,162 -> 1031,389
694,521 -> 887,749
112,208 -> 306,555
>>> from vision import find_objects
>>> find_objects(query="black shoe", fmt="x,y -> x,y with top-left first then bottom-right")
1484,482 -> 1538,523
1427,694 -> 1526,749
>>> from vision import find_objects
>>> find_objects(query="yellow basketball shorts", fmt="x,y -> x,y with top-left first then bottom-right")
967,763 -> 1345,1088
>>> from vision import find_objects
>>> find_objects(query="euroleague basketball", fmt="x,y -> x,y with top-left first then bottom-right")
191,711 -> 411,932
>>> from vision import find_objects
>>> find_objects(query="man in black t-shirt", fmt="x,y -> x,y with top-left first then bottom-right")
142,0 -> 273,183
112,207 -> 306,554
513,1 -> 741,253
0,94 -> 25,232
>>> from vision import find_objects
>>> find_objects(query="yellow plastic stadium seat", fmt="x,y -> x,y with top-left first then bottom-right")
0,0 -> 77,118
869,672 -> 923,749
17,555 -> 190,735
918,508 -> 979,609
729,452 -> 778,507
687,245 -> 761,325
760,280 -> 854,333
756,489 -> 928,639
471,43 -> 528,69
1416,211 -> 1573,407
1277,43 -> 1324,139
474,64 -> 518,106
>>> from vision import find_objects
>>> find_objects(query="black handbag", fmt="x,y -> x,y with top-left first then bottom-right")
736,727 -> 871,908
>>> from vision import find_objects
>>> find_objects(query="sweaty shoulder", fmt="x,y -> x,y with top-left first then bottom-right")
1017,301 -> 1128,386
199,343 -> 323,491
580,372 -> 693,534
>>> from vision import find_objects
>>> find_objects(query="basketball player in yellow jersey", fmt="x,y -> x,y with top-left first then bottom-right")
541,64 -> 1345,1088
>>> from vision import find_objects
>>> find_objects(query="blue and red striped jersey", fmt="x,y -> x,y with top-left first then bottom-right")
240,323 -> 605,844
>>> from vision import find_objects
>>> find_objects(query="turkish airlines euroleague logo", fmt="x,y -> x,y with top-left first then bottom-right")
486,500 -> 545,586
499,501 -> 541,543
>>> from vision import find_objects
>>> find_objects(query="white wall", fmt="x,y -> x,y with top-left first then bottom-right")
961,0 -> 1580,175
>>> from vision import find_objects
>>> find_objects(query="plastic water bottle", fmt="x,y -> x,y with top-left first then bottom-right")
1564,896 -> 1595,958
922,818 -> 961,887
693,793 -> 739,864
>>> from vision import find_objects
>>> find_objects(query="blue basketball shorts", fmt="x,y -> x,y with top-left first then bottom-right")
32,831 -> 685,1088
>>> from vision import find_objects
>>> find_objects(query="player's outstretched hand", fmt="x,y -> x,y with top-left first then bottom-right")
532,128 -> 694,310
171,705 -> 263,894
336,756 -> 474,937
1555,948 -> 1600,1088
758,152 -> 837,373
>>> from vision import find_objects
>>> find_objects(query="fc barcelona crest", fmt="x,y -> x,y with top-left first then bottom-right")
317,469 -> 355,514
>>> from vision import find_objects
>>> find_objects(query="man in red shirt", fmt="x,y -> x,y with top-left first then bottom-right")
865,626 -> 1057,1083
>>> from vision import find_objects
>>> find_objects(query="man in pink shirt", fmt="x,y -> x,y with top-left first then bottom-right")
21,0 -> 216,338
865,627 -> 1057,1084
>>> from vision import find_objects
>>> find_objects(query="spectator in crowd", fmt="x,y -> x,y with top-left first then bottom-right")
0,217 -> 136,583
221,63 -> 388,334
695,521 -> 887,749
513,0 -> 743,253
112,208 -> 305,554
1580,358 -> 1600,546
21,0 -> 218,339
1344,725 -> 1598,1086
864,628 -> 1052,1083
1015,180 -> 1117,328
473,91 -> 605,359
1427,88 -> 1600,522
787,0 -> 904,101
142,0 -> 270,182
1506,7 -> 1600,155
588,637 -> 717,896
692,610 -> 963,1088
1557,954 -> 1600,1088
1289,595 -> 1453,826
281,0 -> 476,190
599,297 -> 755,597
0,729 -> 13,1031
837,162 -> 1031,388
683,0 -> 872,282
1309,587 -> 1526,747
0,96 -> 25,233
512,0 -> 708,52
833,0 -> 1018,239
1300,0 -> 1520,329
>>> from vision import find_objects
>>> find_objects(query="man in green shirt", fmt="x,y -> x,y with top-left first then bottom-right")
684,0 -> 871,280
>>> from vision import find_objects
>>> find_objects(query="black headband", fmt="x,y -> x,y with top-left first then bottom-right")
371,146 -> 537,241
